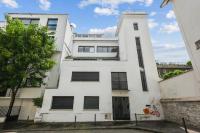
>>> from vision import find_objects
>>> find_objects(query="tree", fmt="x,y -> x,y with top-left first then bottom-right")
186,61 -> 192,66
0,18 -> 55,120
162,70 -> 185,79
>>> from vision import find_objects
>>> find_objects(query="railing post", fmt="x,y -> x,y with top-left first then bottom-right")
182,118 -> 188,133
135,113 -> 138,126
94,114 -> 96,126
74,115 -> 77,128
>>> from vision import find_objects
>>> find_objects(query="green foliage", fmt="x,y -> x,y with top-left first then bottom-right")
33,97 -> 43,107
163,70 -> 185,79
0,17 -> 55,91
186,61 -> 192,66
0,17 -> 55,117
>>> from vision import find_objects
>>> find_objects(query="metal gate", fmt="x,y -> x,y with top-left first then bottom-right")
0,106 -> 21,121
112,97 -> 130,120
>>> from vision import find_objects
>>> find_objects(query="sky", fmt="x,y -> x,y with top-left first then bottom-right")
0,0 -> 190,63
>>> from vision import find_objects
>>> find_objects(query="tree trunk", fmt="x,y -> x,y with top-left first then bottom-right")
6,89 -> 17,121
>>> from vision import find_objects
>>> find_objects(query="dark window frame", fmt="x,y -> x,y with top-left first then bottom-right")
47,18 -> 58,31
135,37 -> 144,68
71,72 -> 99,82
51,96 -> 74,109
78,46 -> 95,53
97,46 -> 118,53
140,70 -> 148,91
84,96 -> 99,109
133,23 -> 139,30
111,72 -> 128,90
195,40 -> 200,50
14,18 -> 40,25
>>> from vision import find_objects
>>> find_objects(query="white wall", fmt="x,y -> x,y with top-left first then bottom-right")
159,70 -> 200,99
172,0 -> 200,88
40,12 -> 163,122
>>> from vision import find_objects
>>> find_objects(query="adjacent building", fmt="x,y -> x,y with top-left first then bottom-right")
160,0 -> 200,128
38,12 -> 163,122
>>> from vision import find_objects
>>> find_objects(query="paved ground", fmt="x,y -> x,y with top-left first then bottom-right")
18,129 -> 151,133
1,121 -> 200,133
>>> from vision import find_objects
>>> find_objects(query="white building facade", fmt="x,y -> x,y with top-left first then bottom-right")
39,12 -> 163,122
0,13 -> 71,120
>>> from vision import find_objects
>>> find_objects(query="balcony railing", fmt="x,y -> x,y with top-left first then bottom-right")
74,34 -> 104,38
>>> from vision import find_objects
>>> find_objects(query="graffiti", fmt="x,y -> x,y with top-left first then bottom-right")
143,98 -> 161,117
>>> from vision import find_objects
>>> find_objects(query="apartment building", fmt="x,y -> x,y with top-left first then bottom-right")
38,12 -> 163,122
0,13 -> 71,120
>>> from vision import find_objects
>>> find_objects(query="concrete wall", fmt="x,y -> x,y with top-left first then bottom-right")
161,98 -> 200,128
0,98 -> 37,120
159,70 -> 200,99
172,0 -> 200,88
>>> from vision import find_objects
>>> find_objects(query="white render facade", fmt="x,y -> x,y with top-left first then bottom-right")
39,12 -> 163,122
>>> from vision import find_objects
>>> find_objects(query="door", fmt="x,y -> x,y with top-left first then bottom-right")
112,97 -> 130,120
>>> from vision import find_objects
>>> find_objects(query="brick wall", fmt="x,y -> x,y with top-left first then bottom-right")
161,99 -> 200,128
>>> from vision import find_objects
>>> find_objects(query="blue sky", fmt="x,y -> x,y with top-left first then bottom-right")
0,0 -> 189,63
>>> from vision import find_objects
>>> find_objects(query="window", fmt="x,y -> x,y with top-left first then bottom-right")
111,72 -> 128,90
17,18 -> 40,26
135,37 -> 144,68
0,90 -> 7,97
97,46 -> 118,53
84,96 -> 99,109
51,96 -> 74,109
195,40 -> 200,50
47,18 -> 58,30
71,72 -> 99,81
78,46 -> 95,53
24,78 -> 42,87
140,71 -> 148,91
133,23 -> 139,30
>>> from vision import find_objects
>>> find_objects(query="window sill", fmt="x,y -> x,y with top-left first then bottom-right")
112,89 -> 129,91
50,109 -> 73,111
83,109 -> 99,111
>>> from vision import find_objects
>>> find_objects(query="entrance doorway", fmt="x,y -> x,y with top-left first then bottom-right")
112,97 -> 130,120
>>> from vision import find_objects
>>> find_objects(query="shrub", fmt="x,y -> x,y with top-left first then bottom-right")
163,70 -> 185,79
33,97 -> 43,108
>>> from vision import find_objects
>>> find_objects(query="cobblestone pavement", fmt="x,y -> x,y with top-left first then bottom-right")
18,129 -> 152,133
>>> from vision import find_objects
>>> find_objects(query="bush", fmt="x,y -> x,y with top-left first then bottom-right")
163,70 -> 185,79
33,97 -> 43,107
187,61 -> 192,66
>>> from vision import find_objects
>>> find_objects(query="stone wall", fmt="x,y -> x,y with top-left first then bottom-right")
161,98 -> 200,128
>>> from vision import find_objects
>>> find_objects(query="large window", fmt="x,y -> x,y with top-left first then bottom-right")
111,72 -> 128,90
97,46 -> 118,53
51,96 -> 74,109
133,23 -> 139,30
47,18 -> 58,30
135,37 -> 144,68
84,96 -> 99,109
140,71 -> 148,91
78,46 -> 95,53
71,72 -> 99,81
17,18 -> 40,26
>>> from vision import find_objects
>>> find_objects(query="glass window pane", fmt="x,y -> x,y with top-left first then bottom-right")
31,19 -> 39,25
84,96 -> 99,109
48,19 -> 58,25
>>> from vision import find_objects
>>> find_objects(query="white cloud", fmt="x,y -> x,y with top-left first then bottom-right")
166,10 -> 175,19
39,0 -> 51,10
148,19 -> 158,29
160,22 -> 180,34
94,7 -> 119,16
71,23 -> 77,29
153,42 -> 189,63
79,0 -> 154,8
1,0 -> 18,8
150,11 -> 156,16
89,26 -> 117,37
